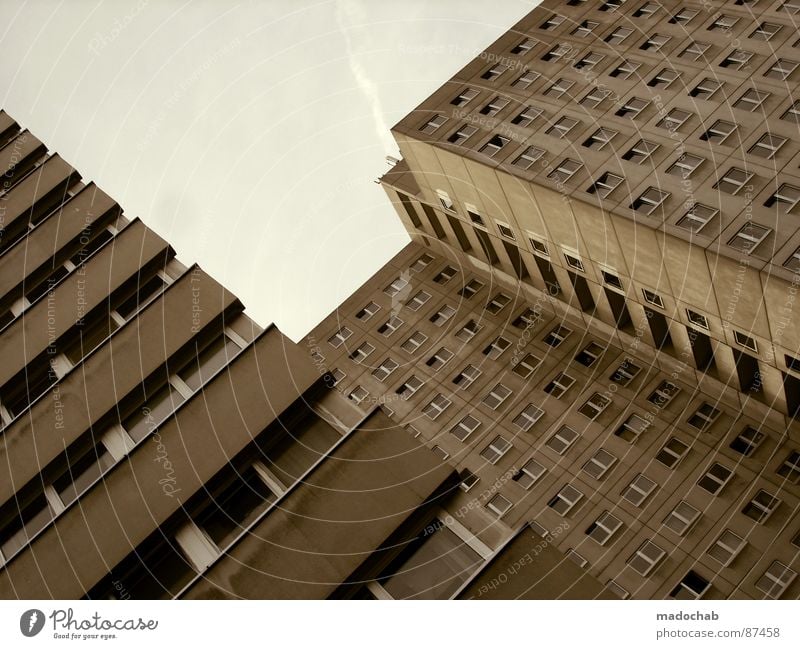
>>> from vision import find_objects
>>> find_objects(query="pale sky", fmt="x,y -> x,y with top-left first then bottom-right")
0,0 -> 536,342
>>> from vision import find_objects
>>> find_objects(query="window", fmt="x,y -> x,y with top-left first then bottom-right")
601,271 -> 622,290
615,97 -> 649,118
544,78 -> 574,99
544,372 -> 575,398
686,310 -> 709,330
585,172 -> 624,199
451,88 -> 479,106
578,393 -> 612,420
734,88 -> 769,112
349,341 -> 375,364
607,581 -> 630,600
766,58 -> 799,80
639,34 -> 671,52
616,413 -> 650,443
512,354 -> 542,379
378,316 -> 404,336
677,204 -> 718,233
511,105 -> 543,127
548,484 -> 583,516
486,494 -> 513,517
777,450 -> 800,484
657,109 -> 692,132
540,14 -> 563,30
583,128 -> 617,150
436,190 -> 455,212
690,78 -> 723,100
628,540 -> 666,576
766,184 -> 800,213
564,254 -> 584,271
480,436 -> 512,464
782,1 -> 800,14
328,327 -> 353,348
512,146 -> 545,170
481,64 -> 507,81
478,135 -> 510,158
786,354 -> 800,373
423,394 -> 451,420
670,571 -> 710,600
455,319 -> 482,342
485,292 -> 510,314
609,58 -> 640,78
479,96 -> 509,117
460,471 -> 479,492
756,561 -> 797,599
575,52 -> 604,71
451,415 -> 481,442
566,550 -> 588,568
329,368 -> 345,386
687,402 -> 721,431
430,304 -> 456,326
545,425 -> 579,455
610,359 -> 641,387
575,342 -> 604,367
543,325 -> 571,347
572,20 -> 598,38
631,187 -> 669,215
656,437 -> 690,469
749,133 -> 786,159
453,364 -> 481,389
633,2 -> 658,17
711,14 -> 739,31
729,223 -> 770,254
781,101 -> 800,123
721,49 -> 753,70
448,124 -> 478,145
708,530 -> 746,567
622,139 -> 659,164
426,347 -> 454,371
384,276 -> 410,297
483,337 -> 511,360
514,459 -> 546,489
406,291 -> 431,311
419,114 -> 446,134
511,70 -> 540,89
679,42 -> 710,62
663,501 -> 701,536
400,331 -> 427,354
605,27 -> 633,45
587,512 -> 623,545
670,8 -> 698,24
542,43 -> 572,63
667,154 -> 703,178
546,117 -> 579,139
623,474 -> 657,507
349,385 -> 369,405
430,446 -> 449,462
510,37 -> 537,54
512,404 -> 544,431
396,375 -> 424,400
752,22 -> 782,41
482,384 -> 512,410
697,463 -> 734,496
642,289 -> 664,308
548,159 -> 581,183
356,301 -> 381,321
742,490 -> 781,523
582,449 -> 617,480
372,358 -> 399,382
600,0 -> 626,10
433,265 -> 457,284
731,426 -> 765,457
580,87 -> 608,110
460,280 -> 484,299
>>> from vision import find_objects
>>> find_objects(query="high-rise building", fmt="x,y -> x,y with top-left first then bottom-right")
308,0 -> 800,599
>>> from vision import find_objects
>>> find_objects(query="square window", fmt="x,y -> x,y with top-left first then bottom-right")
451,415 -> 481,442
575,342 -> 605,367
610,359 -> 642,387
587,172 -> 624,198
328,327 -> 353,348
511,70 -> 540,89
622,139 -> 659,164
564,254 -> 584,271
451,88 -> 479,106
642,289 -> 664,308
766,183 -> 800,213
698,463 -> 734,495
405,290 -> 431,312
384,277 -> 410,297
514,458 -> 546,489
547,484 -> 583,516
586,511 -> 623,545
631,187 -> 669,215
544,372 -> 575,398
742,489 -> 781,523
657,109 -> 692,132
777,450 -> 800,484
510,37 -> 537,54
349,341 -> 375,364
687,402 -> 721,431
543,325 -> 571,347
578,393 -> 612,420
751,21 -> 781,41
482,384 -> 513,410
423,394 -> 452,420
721,49 -> 753,70
483,337 -> 511,360
584,128 -> 618,150
400,331 -> 427,353
512,146 -> 545,170
459,278 -> 485,298
480,435 -> 513,464
605,27 -> 633,45
453,364 -> 482,389
512,354 -> 542,379
544,78 -> 574,98
615,97 -> 649,118
481,64 -> 508,81
575,52 -> 605,71
395,375 -> 425,400
546,117 -> 579,139
485,292 -> 511,314
433,265 -> 458,284
707,529 -> 746,567
628,539 -> 666,576
372,358 -> 399,382
730,426 -> 765,457
486,494 -> 513,517
734,330 -> 758,351
702,120 -> 737,144
655,437 -> 690,468
540,14 -> 563,30
510,105 -> 543,127
479,96 -> 510,117
512,404 -> 544,432
356,301 -> 381,321
756,561 -> 797,599
666,153 -> 703,178
728,223 -> 770,254
640,33 -> 670,51
349,385 -> 369,405
649,68 -> 680,88
663,501 -> 701,536
677,204 -> 718,233
513,307 -> 541,328
566,549 -> 588,568
601,271 -> 623,289
478,135 -> 509,157
378,316 -> 404,336
448,124 -> 478,146
419,114 -> 447,134
455,319 -> 482,342
686,310 -> 709,329
572,20 -> 598,38
749,133 -> 786,159
545,425 -> 580,455
733,89 -> 769,113
542,43 -> 572,63
460,471 -> 480,492
426,347 -> 454,371
649,380 -> 680,408
766,58 -> 799,81
582,449 -> 617,480
609,58 -> 640,78
690,78 -> 723,100
669,571 -> 710,600
670,8 -> 698,25
679,42 -> 710,62
622,474 -> 657,507
547,159 -> 582,183
615,413 -> 650,443
429,304 -> 456,327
